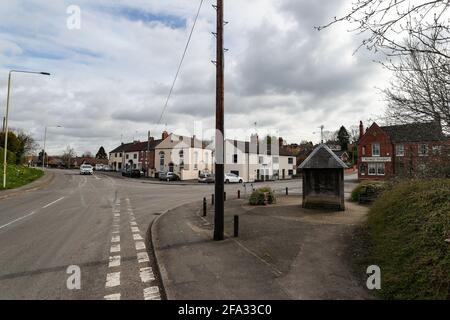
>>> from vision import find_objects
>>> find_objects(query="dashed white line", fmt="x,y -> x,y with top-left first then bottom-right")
130,221 -> 137,226
132,233 -> 143,241
104,293 -> 121,300
131,226 -> 140,233
0,211 -> 36,230
137,252 -> 150,263
108,255 -> 121,268
105,272 -> 120,288
143,286 -> 161,300
111,235 -> 120,243
139,267 -> 155,283
110,244 -> 121,253
42,197 -> 65,209
135,241 -> 146,251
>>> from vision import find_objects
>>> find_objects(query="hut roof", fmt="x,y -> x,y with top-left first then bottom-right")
298,144 -> 348,169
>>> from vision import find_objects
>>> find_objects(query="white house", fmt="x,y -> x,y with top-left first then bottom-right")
154,133 -> 214,180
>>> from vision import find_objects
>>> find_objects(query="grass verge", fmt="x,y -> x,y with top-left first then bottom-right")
0,165 -> 44,190
353,179 -> 450,299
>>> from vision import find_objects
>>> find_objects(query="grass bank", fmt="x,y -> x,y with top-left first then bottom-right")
355,179 -> 450,299
0,165 -> 44,190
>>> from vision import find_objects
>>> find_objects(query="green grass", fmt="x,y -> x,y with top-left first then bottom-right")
249,186 -> 276,205
0,165 -> 44,190
359,179 -> 450,299
350,180 -> 386,202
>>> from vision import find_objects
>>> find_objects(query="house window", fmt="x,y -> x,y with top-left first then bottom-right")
134,154 -> 137,159
258,156 -> 263,164
368,162 -> 385,176
233,154 -> 238,164
395,144 -> 404,156
159,152 -> 165,171
194,151 -> 198,170
288,157 -> 293,164
372,143 -> 380,156
126,154 -> 129,159
179,150 -> 184,169
288,169 -> 293,176
273,157 -> 279,164
115,153 -> 117,157
432,146 -> 442,155
119,153 -> 122,157
419,144 -> 428,156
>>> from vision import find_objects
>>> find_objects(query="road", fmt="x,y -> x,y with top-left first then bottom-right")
0,169 -> 357,299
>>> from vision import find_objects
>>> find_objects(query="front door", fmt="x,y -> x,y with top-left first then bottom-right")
169,163 -> 174,173
282,169 -> 285,179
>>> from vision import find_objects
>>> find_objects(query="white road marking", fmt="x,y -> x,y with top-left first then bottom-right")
108,256 -> 121,268
0,211 -> 36,230
135,241 -> 146,251
131,226 -> 140,233
133,233 -> 143,241
104,293 -> 120,300
112,229 -> 120,234
111,235 -> 120,243
139,267 -> 155,283
130,221 -> 137,226
137,252 -> 150,263
114,213 -> 120,217
42,197 -> 65,209
143,286 -> 161,300
110,244 -> 121,253
105,272 -> 120,288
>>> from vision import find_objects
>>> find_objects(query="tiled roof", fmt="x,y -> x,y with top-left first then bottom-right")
110,139 -> 163,153
381,121 -> 446,143
299,144 -> 348,169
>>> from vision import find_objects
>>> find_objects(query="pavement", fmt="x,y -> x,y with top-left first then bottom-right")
152,195 -> 373,300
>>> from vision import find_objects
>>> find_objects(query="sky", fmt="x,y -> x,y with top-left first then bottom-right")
0,0 -> 390,155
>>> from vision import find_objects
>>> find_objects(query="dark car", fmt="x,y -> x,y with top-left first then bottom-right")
159,172 -> 180,181
122,169 -> 141,178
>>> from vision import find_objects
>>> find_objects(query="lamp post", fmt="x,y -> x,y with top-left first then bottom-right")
42,125 -> 62,169
3,70 -> 50,188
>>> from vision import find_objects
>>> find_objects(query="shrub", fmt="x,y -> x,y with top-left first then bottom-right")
362,179 -> 450,299
249,187 -> 276,206
350,181 -> 386,202
0,147 -> 16,164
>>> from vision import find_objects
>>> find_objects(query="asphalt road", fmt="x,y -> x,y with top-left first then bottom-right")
0,169 -> 357,299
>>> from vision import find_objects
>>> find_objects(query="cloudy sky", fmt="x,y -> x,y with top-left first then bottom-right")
0,0 -> 390,155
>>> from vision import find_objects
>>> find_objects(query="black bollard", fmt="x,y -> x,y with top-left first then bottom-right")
234,215 -> 239,237
211,194 -> 214,205
224,191 -> 227,201
237,190 -> 241,199
203,197 -> 207,217
286,187 -> 289,195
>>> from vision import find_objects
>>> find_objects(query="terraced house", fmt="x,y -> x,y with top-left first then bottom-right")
357,120 -> 450,180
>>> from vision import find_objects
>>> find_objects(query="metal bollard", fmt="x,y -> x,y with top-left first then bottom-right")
234,215 -> 239,237
211,194 -> 214,205
203,197 -> 207,217
286,187 -> 289,195
224,191 -> 227,201
237,190 -> 241,199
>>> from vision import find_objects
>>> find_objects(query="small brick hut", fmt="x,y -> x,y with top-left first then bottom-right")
299,144 -> 347,211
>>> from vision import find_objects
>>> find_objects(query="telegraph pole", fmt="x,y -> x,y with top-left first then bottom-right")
214,0 -> 225,241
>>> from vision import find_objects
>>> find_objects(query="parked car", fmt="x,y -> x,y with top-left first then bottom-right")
159,172 -> 180,181
198,173 -> 215,184
224,173 -> 243,183
103,165 -> 112,171
122,169 -> 141,178
95,164 -> 104,171
80,164 -> 94,175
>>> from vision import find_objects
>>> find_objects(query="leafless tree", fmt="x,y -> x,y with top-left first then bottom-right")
383,38 -> 450,133
319,0 -> 450,59
62,146 -> 76,168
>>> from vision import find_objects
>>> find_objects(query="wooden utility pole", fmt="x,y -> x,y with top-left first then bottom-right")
214,0 -> 225,241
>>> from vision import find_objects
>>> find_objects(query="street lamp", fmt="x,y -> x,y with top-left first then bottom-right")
3,70 -> 50,188
42,125 -> 62,169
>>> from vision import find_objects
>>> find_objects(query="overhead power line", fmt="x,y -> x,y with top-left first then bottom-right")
157,0 -> 204,125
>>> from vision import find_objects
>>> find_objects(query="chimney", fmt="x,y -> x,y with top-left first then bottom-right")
278,137 -> 284,147
162,131 -> 169,140
148,131 -> 154,143
359,121 -> 364,140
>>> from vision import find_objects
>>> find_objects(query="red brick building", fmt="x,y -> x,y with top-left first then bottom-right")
357,121 -> 450,180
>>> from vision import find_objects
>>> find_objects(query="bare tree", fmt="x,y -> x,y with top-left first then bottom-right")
319,0 -> 450,59
383,39 -> 450,133
62,146 -> 76,168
